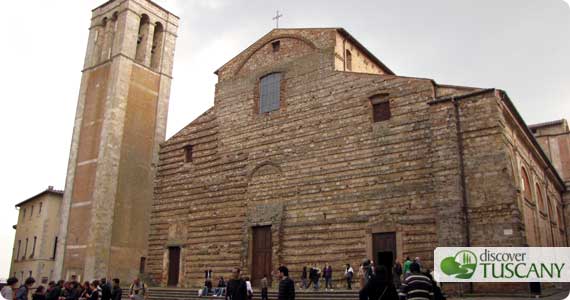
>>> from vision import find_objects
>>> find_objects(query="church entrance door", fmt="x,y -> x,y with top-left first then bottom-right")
252,226 -> 272,287
372,232 -> 396,280
167,246 -> 181,287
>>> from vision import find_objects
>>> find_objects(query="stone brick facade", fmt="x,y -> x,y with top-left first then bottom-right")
147,27 -> 568,294
55,0 -> 178,282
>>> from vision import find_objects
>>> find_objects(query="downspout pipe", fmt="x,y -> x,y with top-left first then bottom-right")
452,97 -> 471,247
452,97 -> 473,294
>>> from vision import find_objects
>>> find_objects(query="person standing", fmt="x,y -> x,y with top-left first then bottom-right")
311,265 -> 320,290
344,264 -> 354,290
392,259 -> 402,289
16,277 -> 36,300
80,281 -> 91,299
277,266 -> 294,300
100,279 -> 111,300
48,280 -> 64,300
414,257 -> 422,271
244,277 -> 253,300
111,279 -> 122,300
300,267 -> 308,289
87,282 -> 99,300
323,264 -> 333,291
31,286 -> 46,300
1,277 -> 18,300
260,275 -> 269,300
402,257 -> 412,275
359,266 -> 398,300
128,278 -> 147,300
225,268 -> 247,300
399,263 -> 433,300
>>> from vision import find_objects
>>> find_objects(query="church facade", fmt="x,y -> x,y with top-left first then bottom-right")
147,28 -> 569,290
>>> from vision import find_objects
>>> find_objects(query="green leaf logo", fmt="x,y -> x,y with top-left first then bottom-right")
440,250 -> 477,279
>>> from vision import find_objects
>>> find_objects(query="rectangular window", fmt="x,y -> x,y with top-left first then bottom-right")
39,202 -> 42,215
346,50 -> 352,71
16,240 -> 21,260
22,208 -> 26,220
259,73 -> 282,113
184,145 -> 193,163
371,95 -> 391,122
23,238 -> 28,259
140,257 -> 146,274
30,206 -> 33,220
31,236 -> 37,258
272,40 -> 280,52
52,237 -> 58,259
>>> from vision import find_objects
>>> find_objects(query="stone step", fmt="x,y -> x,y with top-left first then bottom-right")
122,288 -> 359,300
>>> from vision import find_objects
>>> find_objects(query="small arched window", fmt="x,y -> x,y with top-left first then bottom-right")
150,22 -> 164,69
521,167 -> 532,202
346,50 -> 352,71
135,14 -> 150,63
535,183 -> 545,212
259,73 -> 282,113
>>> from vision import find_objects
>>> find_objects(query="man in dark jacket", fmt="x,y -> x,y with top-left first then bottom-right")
100,279 -> 112,300
277,266 -> 295,300
359,266 -> 398,300
225,268 -> 247,300
46,281 -> 62,300
111,279 -> 122,300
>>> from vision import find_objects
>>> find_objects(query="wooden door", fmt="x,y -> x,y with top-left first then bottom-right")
372,232 -> 396,278
167,246 -> 180,287
252,226 -> 272,287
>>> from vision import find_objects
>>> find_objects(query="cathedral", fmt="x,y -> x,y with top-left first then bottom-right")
54,0 -> 569,294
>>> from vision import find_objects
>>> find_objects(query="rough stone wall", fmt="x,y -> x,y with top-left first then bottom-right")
150,29 -> 448,288
148,28 -> 567,294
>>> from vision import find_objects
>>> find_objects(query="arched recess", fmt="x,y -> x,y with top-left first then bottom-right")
233,34 -> 317,76
93,18 -> 106,64
103,12 -> 118,60
135,14 -> 150,63
150,22 -> 164,70
535,183 -> 545,212
520,166 -> 538,245
521,167 -> 533,203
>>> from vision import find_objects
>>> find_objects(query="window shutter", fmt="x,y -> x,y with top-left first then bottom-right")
371,94 -> 391,123
259,73 -> 281,113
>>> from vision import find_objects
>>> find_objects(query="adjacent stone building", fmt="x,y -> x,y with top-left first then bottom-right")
10,186 -> 63,286
55,0 -> 178,282
147,28 -> 569,292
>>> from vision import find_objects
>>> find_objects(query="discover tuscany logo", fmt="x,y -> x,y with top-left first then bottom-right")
434,247 -> 570,282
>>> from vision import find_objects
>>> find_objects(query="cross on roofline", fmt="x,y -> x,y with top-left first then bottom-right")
273,10 -> 283,28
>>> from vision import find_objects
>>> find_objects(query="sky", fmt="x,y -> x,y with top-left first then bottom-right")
0,0 -> 569,279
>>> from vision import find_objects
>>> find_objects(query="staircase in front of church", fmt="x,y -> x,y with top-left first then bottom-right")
123,287 -> 359,300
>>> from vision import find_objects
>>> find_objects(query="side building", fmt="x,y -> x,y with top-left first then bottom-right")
530,119 -> 570,241
10,186 -> 63,285
147,28 -> 568,293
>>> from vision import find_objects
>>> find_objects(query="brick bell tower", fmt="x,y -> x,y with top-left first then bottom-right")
54,0 -> 178,281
